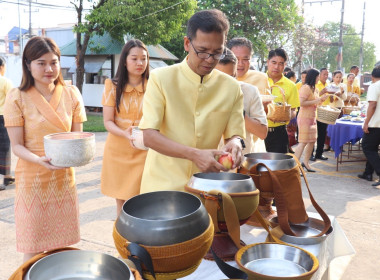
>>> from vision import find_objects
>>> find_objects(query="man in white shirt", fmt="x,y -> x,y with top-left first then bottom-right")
215,48 -> 268,153
360,66 -> 380,187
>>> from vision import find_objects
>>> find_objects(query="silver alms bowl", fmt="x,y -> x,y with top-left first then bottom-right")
44,132 -> 96,167
236,243 -> 318,279
188,172 -> 256,193
25,250 -> 135,280
116,191 -> 210,246
242,152 -> 297,171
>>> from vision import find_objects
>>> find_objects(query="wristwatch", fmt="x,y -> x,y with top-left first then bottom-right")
237,137 -> 246,149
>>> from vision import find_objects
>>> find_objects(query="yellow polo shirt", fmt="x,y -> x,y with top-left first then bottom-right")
0,76 -> 13,115
237,70 -> 270,95
139,58 -> 245,192
316,80 -> 330,106
267,74 -> 300,128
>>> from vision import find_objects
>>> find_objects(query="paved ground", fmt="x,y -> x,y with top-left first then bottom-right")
0,132 -> 379,280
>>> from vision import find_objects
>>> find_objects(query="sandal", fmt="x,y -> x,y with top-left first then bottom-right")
4,177 -> 15,186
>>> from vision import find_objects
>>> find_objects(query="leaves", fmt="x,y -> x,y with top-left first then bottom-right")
308,22 -> 376,72
70,0 -> 197,91
197,0 -> 302,69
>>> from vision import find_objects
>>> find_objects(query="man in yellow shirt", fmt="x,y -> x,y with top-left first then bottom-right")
227,37 -> 270,96
139,9 -> 245,192
311,67 -> 330,161
265,48 -> 300,153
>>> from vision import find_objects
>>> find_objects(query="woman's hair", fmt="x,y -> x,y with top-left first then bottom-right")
332,70 -> 343,77
347,73 -> 355,79
0,56 -> 5,67
20,36 -> 64,91
304,68 -> 320,90
112,39 -> 149,113
285,70 -> 296,80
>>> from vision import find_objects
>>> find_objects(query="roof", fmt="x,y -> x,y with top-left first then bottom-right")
60,33 -> 178,61
7,26 -> 28,41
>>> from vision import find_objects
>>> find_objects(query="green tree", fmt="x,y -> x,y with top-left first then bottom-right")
287,21 -> 320,75
71,0 -> 197,92
310,22 -> 376,73
197,0 -> 302,70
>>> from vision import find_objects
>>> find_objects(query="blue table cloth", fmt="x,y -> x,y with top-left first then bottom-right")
327,119 -> 364,158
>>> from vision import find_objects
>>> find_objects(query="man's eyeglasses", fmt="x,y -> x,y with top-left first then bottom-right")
189,40 -> 226,60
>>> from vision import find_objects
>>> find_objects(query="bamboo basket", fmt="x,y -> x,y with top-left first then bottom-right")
316,94 -> 342,125
344,93 -> 360,107
267,85 -> 291,123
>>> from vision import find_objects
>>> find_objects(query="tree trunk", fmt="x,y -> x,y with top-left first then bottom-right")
76,33 -> 90,93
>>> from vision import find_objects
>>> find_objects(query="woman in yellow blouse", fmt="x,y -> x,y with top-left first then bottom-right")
4,37 -> 87,262
345,73 -> 361,106
0,56 -> 14,190
101,39 -> 149,217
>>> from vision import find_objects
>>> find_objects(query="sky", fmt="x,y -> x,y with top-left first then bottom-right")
0,0 -> 379,60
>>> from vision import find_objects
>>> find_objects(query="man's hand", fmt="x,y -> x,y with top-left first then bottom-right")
363,123 -> 369,134
222,138 -> 243,169
191,149 -> 228,172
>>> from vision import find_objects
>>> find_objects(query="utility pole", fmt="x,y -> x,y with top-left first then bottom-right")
359,1 -> 366,72
337,0 -> 345,70
18,0 -> 23,55
29,0 -> 32,37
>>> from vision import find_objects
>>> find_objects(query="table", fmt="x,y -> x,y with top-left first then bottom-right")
327,119 -> 365,170
182,212 -> 355,280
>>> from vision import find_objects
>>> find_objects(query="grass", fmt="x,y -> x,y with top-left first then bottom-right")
83,114 -> 107,132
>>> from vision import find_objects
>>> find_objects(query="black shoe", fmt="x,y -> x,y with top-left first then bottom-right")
323,147 -> 331,152
372,181 -> 380,187
4,177 -> 15,186
301,162 -> 316,172
310,156 -> 316,161
315,155 -> 328,160
358,173 -> 373,181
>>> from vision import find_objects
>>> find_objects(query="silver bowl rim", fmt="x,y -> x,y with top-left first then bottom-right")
269,217 -> 334,239
44,131 -> 95,141
26,250 -> 134,279
121,190 -> 205,222
243,152 -> 294,160
237,242 -> 317,270
192,172 -> 253,182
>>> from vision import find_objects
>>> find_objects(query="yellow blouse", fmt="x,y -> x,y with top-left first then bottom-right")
0,76 -> 13,115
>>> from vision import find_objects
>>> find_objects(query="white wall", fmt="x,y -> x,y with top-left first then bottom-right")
3,55 -> 22,87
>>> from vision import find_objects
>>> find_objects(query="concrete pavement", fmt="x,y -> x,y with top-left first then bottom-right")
1,132 -> 379,280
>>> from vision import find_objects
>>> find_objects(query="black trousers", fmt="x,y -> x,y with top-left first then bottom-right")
315,121 -> 328,157
265,125 -> 289,153
362,128 -> 380,176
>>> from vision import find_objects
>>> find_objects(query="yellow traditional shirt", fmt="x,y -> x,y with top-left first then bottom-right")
237,70 -> 270,95
139,58 -> 245,192
343,75 -> 360,88
0,76 -> 13,115
346,84 -> 361,96
316,80 -> 330,106
267,74 -> 300,128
